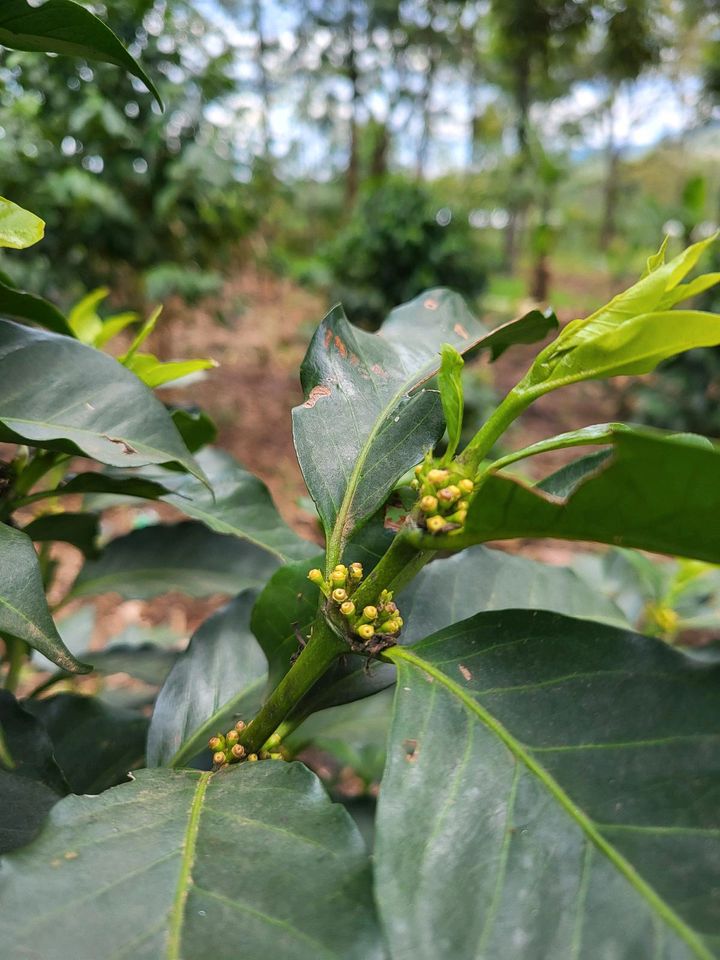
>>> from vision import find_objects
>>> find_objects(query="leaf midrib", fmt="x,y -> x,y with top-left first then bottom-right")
166,771 -> 210,960
388,646 -> 714,960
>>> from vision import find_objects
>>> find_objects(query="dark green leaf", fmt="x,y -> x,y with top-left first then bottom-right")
0,274 -> 74,336
155,448 -> 318,564
377,610 -> 720,959
293,290 -> 488,557
87,643 -> 177,686
0,691 -> 67,795
0,692 -> 67,853
413,427 -> 720,563
0,523 -> 89,673
69,521 -> 279,600
60,471 -> 171,500
0,763 -> 383,959
250,558 -> 321,690
0,772 -> 59,854
148,593 -> 267,768
0,0 -> 161,105
170,407 -> 217,453
26,694 -> 147,794
23,511 -> 99,558
483,307 -> 558,361
0,320 -> 204,481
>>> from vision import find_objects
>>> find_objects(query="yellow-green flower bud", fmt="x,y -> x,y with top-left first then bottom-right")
427,468 -> 450,486
420,495 -> 438,513
459,478 -> 474,494
208,736 -> 224,752
234,720 -> 246,732
330,570 -> 347,588
268,752 -> 283,760
333,564 -> 348,577
226,729 -> 240,745
231,743 -> 245,760
213,751 -> 227,766
378,619 -> 400,634
259,750 -> 271,760
340,600 -> 356,617
265,733 -> 282,748
348,562 -> 363,581
362,605 -> 378,621
426,515 -> 446,534
308,569 -> 329,596
458,499 -> 469,511
379,589 -> 393,603
446,509 -> 467,525
437,485 -> 461,505
247,753 -> 259,762
332,587 -> 348,604
410,478 -> 420,490
414,464 -> 423,476
357,623 -> 375,640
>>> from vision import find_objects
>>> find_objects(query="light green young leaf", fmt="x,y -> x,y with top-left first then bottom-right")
124,353 -> 217,388
67,288 -> 107,344
521,233 -> 719,394
121,306 -> 215,387
0,197 -> 44,250
437,343 -> 464,462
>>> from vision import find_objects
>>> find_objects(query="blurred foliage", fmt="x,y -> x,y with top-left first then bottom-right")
323,177 -> 487,327
0,0 -> 255,301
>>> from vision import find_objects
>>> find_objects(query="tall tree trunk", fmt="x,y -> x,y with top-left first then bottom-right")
415,51 -> 438,181
600,91 -> 620,252
503,58 -> 532,274
345,16 -> 361,207
251,0 -> 272,156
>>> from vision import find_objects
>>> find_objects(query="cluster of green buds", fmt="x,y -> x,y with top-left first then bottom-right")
208,723 -> 284,767
411,464 -> 475,535
307,563 -> 403,641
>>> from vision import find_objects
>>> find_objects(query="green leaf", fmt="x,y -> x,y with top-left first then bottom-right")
67,287 -> 108,344
0,273 -> 73,336
412,426 -> 720,563
60,471 -> 171,500
300,545 -> 630,718
69,521 -> 279,601
152,448 -> 318,564
437,344 -> 464,462
23,512 -> 99,558
0,319 -> 205,481
0,692 -> 68,795
250,558 -> 321,691
0,0 -> 161,105
124,353 -> 217,389
0,692 -> 67,853
0,196 -> 44,250
170,407 -> 217,453
518,235 -> 720,396
377,610 -> 720,959
148,593 -> 268,768
25,694 -> 148,794
482,307 -> 558,361
0,523 -> 89,673
0,763 -> 383,959
293,291 -> 491,559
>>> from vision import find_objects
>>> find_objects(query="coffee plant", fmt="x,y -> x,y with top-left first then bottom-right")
1,5 -> 720,959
